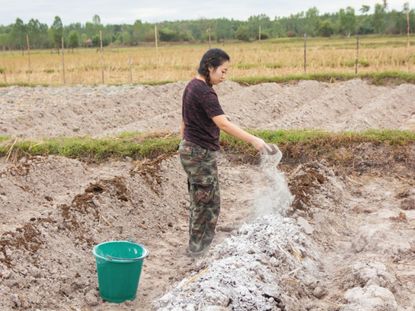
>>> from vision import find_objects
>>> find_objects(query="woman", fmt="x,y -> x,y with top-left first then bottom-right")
179,48 -> 269,256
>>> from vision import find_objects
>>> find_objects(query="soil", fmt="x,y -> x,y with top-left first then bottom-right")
0,79 -> 414,139
0,80 -> 414,311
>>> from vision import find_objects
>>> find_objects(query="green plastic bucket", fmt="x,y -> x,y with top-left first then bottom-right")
92,240 -> 148,303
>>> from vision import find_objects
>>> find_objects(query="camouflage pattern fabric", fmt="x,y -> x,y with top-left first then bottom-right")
179,140 -> 220,253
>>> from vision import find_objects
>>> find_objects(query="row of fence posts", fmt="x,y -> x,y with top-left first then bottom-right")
1,26 -> 413,85
303,34 -> 360,75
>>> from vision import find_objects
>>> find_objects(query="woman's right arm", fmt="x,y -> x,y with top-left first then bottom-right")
212,115 -> 268,151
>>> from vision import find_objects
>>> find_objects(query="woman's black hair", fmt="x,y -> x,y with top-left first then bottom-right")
197,48 -> 230,86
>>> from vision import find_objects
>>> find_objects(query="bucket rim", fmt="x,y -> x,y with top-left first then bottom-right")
93,240 -> 149,262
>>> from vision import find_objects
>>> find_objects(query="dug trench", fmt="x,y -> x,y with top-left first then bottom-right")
0,141 -> 414,310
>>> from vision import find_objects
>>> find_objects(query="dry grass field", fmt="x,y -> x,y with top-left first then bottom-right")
0,35 -> 414,85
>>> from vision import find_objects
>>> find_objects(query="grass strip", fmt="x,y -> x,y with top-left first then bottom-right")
1,71 -> 415,88
0,129 -> 413,161
232,71 -> 415,85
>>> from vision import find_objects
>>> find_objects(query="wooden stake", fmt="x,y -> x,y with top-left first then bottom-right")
61,36 -> 66,84
155,24 -> 158,52
259,25 -> 261,41
26,34 -> 31,82
100,30 -> 104,84
208,28 -> 211,49
407,11 -> 411,72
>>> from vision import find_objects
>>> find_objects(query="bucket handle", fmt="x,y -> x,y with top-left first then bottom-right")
105,255 -> 144,262
104,239 -> 149,262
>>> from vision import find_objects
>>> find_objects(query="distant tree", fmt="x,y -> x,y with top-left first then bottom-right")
0,33 -> 7,50
10,18 -> 26,50
247,14 -> 272,40
92,34 -> 100,47
235,25 -> 250,41
121,31 -> 132,45
80,33 -> 88,47
2,5 -> 415,50
360,5 -> 370,14
305,7 -> 320,36
68,31 -> 79,50
159,27 -> 179,41
339,7 -> 356,36
131,20 -> 142,44
318,20 -> 334,37
373,3 -> 386,33
215,18 -> 233,41
51,16 -> 63,50
92,15 -> 101,25
403,2 -> 410,13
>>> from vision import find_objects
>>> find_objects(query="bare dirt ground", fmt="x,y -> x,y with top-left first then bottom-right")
0,79 -> 414,139
0,80 -> 414,311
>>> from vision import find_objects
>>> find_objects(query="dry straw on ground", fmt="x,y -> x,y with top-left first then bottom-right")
0,35 -> 414,85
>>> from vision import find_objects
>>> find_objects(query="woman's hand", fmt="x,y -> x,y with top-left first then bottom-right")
251,137 -> 271,152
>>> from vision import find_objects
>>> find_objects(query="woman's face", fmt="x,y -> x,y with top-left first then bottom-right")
209,61 -> 229,85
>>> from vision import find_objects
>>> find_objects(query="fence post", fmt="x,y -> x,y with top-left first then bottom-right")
208,28 -> 211,49
355,35 -> 360,75
407,10 -> 411,72
100,30 -> 104,84
304,33 -> 307,74
259,25 -> 261,41
26,34 -> 31,82
61,36 -> 66,84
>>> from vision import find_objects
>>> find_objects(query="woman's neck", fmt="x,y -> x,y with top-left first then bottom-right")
196,75 -> 206,83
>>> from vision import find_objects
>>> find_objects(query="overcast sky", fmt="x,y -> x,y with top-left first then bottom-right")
0,0 -> 410,26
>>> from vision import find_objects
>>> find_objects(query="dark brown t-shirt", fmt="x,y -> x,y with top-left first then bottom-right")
182,78 -> 225,151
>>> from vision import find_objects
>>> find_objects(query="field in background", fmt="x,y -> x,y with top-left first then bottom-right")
0,35 -> 415,85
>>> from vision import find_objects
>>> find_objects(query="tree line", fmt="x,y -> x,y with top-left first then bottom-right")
0,2 -> 414,51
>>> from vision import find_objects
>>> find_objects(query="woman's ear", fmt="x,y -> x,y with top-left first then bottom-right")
208,65 -> 214,74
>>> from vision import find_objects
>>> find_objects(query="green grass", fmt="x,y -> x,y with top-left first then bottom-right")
0,80 -> 177,88
1,70 -> 415,88
0,82 -> 50,88
232,71 -> 415,85
0,134 -> 180,161
0,135 -> 10,143
0,130 -> 413,161
221,129 -> 415,154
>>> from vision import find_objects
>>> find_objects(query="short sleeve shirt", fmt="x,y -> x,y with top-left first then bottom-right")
182,78 -> 225,151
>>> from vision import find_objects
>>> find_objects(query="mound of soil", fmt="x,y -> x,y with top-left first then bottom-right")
0,79 -> 414,138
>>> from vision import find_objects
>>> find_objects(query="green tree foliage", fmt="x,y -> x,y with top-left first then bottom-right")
305,7 -> 320,36
1,3 -> 415,50
68,31 -> 79,49
339,7 -> 356,36
51,16 -> 63,49
10,18 -> 26,49
235,25 -> 250,41
373,3 -> 386,33
92,15 -> 101,25
360,5 -> 370,14
318,20 -> 334,37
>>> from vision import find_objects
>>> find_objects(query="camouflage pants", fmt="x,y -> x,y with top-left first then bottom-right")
179,140 -> 220,253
